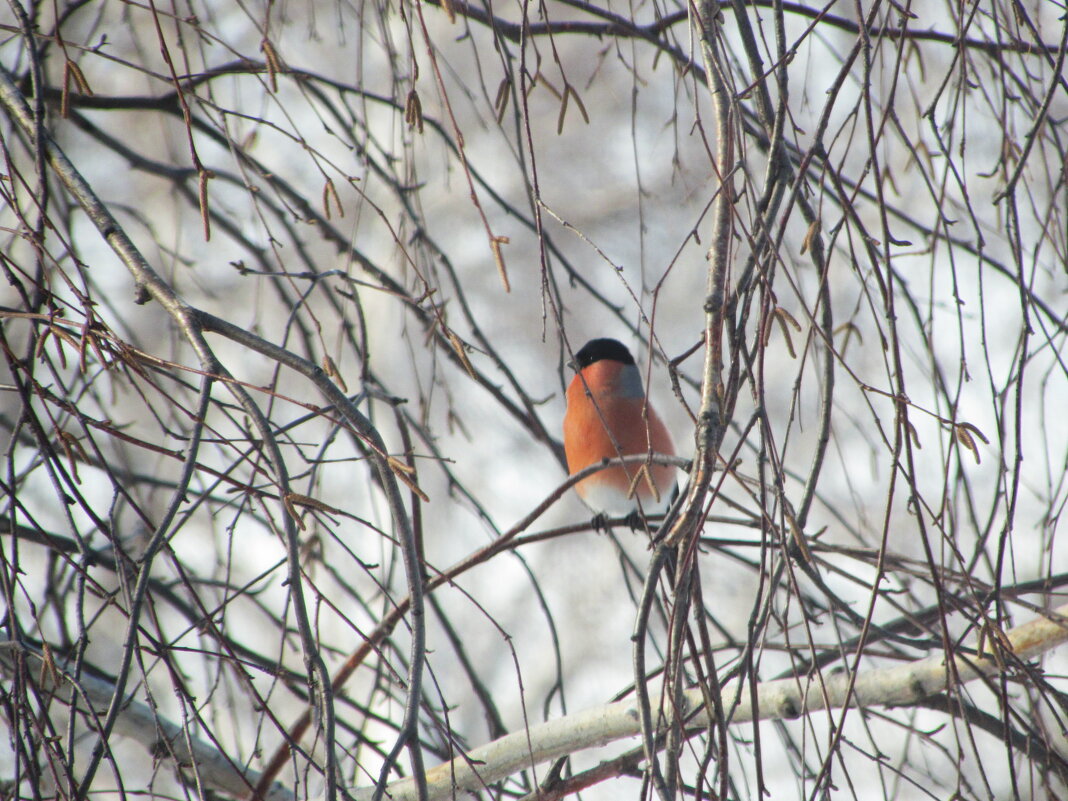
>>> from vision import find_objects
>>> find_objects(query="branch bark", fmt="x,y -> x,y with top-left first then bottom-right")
0,60 -> 424,801
0,639 -> 294,801
352,603 -> 1068,801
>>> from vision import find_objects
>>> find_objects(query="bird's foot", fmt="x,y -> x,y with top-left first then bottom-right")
590,513 -> 611,532
623,510 -> 645,531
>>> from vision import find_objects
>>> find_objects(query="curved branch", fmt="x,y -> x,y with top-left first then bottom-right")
0,62 -> 413,801
354,603 -> 1068,801
0,639 -> 294,801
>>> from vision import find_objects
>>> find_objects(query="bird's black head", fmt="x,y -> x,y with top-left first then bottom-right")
573,338 -> 636,370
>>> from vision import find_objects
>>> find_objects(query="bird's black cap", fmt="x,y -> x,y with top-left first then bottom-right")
573,338 -> 635,370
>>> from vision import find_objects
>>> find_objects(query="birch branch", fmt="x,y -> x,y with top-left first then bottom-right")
0,60 -> 426,801
353,603 -> 1068,801
665,0 -> 734,549
0,639 -> 294,801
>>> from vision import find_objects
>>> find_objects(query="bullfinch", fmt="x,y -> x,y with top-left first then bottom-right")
563,337 -> 677,523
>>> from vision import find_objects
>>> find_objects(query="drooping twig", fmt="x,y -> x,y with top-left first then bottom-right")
0,639 -> 295,801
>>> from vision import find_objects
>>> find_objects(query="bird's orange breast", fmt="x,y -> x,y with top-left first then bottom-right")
563,361 -> 675,510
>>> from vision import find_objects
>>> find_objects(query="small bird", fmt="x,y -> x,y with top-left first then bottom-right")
563,337 -> 676,524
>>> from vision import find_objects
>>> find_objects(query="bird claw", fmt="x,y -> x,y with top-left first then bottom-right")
589,512 -> 646,532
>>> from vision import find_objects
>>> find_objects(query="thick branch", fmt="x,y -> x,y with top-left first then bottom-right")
0,640 -> 294,801
354,603 -> 1068,801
